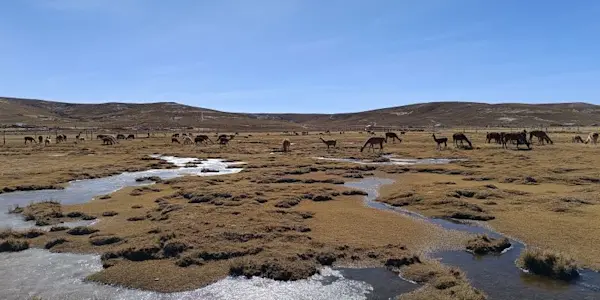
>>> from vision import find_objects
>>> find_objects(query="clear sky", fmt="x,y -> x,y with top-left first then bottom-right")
1,0 -> 599,113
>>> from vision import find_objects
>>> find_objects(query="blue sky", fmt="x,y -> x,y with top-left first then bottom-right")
1,0 -> 599,113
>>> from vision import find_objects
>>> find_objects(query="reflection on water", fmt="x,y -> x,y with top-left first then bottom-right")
314,156 -> 467,165
345,177 -> 600,300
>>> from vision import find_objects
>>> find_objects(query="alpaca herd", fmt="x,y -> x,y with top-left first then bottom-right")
17,130 -> 600,153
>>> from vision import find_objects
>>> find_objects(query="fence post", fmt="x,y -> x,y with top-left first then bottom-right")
2,129 -> 5,145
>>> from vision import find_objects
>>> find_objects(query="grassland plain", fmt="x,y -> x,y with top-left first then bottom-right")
1,130 -> 599,299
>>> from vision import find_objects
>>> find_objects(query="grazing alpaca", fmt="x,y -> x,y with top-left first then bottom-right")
452,133 -> 472,148
432,134 -> 447,150
24,136 -> 36,144
486,132 -> 502,144
572,136 -> 584,143
171,137 -> 180,144
182,136 -> 194,145
61,134 -> 67,141
172,133 -> 180,138
282,139 -> 291,152
56,135 -> 63,143
219,136 -> 233,146
529,130 -> 553,145
126,134 -> 135,140
585,133 -> 599,145
116,134 -> 126,140
96,134 -> 107,140
400,131 -> 406,135
360,137 -> 386,152
44,137 -> 51,146
38,136 -> 43,144
194,134 -> 213,144
102,136 -> 115,145
319,137 -> 337,149
502,131 -> 530,149
385,132 -> 402,143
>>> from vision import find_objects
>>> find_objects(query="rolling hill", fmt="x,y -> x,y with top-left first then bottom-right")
1,97 -> 599,130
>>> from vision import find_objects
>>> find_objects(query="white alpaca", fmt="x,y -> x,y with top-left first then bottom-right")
584,132 -> 599,145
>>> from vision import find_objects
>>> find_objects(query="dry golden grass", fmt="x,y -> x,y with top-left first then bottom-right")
1,130 -> 599,296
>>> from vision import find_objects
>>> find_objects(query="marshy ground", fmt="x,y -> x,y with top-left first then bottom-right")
1,130 -> 599,299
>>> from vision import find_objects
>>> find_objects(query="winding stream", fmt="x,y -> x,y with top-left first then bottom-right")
345,177 -> 600,300
1,155 -> 598,299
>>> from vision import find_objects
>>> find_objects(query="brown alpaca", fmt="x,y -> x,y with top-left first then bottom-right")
529,130 -> 553,145
319,137 -> 336,149
38,136 -> 43,144
282,139 -> 291,152
502,131 -> 530,149
171,137 -> 180,144
572,135 -> 584,143
102,136 -> 118,145
360,137 -> 386,152
126,134 -> 135,140
194,135 -> 213,144
182,136 -> 194,145
452,133 -> 472,148
486,132 -> 502,144
432,134 -> 447,150
44,137 -> 51,146
24,136 -> 36,144
172,133 -> 179,138
385,132 -> 402,143
219,136 -> 233,146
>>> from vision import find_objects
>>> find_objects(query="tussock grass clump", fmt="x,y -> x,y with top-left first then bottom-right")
0,239 -> 29,252
49,226 -> 69,232
518,248 -> 579,281
275,197 -> 301,208
400,262 -> 487,300
45,238 -> 68,249
66,211 -> 84,218
175,254 -> 205,267
127,215 -> 147,221
102,211 -> 118,217
135,176 -> 163,183
229,258 -> 318,281
90,236 -> 123,246
466,235 -> 511,254
67,226 -> 99,235
162,241 -> 189,257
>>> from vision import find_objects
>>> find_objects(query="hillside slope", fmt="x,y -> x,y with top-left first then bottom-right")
1,97 -> 599,129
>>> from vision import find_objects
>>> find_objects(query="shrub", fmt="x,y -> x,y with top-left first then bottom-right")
0,239 -> 29,252
90,236 -> 123,246
45,238 -> 68,249
465,235 -> 511,254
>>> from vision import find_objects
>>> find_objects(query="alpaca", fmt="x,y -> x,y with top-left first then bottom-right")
452,133 -> 472,148
486,132 -> 502,144
182,136 -> 194,145
529,130 -> 553,145
282,139 -> 291,152
96,134 -> 107,140
194,134 -> 213,144
126,134 -> 135,140
56,135 -> 64,144
319,137 -> 337,149
102,136 -> 116,145
385,132 -> 402,144
585,133 -> 599,145
24,136 -> 36,144
44,137 -> 51,146
116,134 -> 126,140
172,133 -> 180,138
171,137 -> 180,144
572,135 -> 584,143
432,134 -> 447,150
360,137 -> 386,152
219,136 -> 233,146
38,136 -> 43,144
502,131 -> 530,149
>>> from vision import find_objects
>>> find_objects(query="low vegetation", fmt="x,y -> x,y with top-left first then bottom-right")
465,235 -> 511,254
517,248 -> 579,281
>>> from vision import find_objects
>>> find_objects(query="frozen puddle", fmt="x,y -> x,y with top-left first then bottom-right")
0,249 -> 375,300
314,156 -> 466,165
0,155 -> 243,229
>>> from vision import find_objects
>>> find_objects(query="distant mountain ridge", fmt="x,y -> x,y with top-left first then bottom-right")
1,97 -> 599,130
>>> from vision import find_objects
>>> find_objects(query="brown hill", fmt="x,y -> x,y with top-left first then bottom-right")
1,97 -> 599,130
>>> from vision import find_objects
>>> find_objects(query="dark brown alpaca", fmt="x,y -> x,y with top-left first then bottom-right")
360,137 -> 386,152
102,136 -> 117,145
486,132 -> 502,144
385,132 -> 402,143
219,135 -> 234,146
432,134 -> 447,150
319,137 -> 337,149
502,131 -> 530,149
194,135 -> 213,144
171,137 -> 180,144
282,139 -> 291,152
24,136 -> 36,144
172,133 -> 180,138
452,133 -> 472,148
38,136 -> 43,144
126,134 -> 135,140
